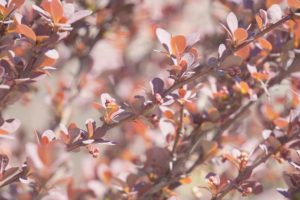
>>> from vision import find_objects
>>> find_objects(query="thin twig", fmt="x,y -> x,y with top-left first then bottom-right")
171,104 -> 184,157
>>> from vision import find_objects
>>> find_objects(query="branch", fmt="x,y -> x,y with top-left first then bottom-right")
171,104 -> 184,157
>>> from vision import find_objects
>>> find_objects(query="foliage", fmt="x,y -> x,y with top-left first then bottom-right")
0,0 -> 299,200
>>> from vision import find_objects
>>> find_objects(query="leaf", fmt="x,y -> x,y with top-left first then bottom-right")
236,81 -> 250,95
288,0 -> 300,9
233,28 -> 248,45
68,10 -> 92,24
200,122 -> 215,131
273,118 -> 289,128
150,77 -> 165,95
41,130 -> 56,145
262,129 -> 272,139
227,12 -> 238,33
32,5 -> 51,18
218,43 -> 226,58
37,49 -> 59,68
170,35 -> 186,56
267,4 -> 282,24
15,24 -> 36,42
235,44 -> 250,59
179,177 -> 192,184
101,93 -> 115,108
59,124 -> 71,144
252,72 -> 269,81
0,119 -> 20,135
45,49 -> 59,59
257,38 -> 272,51
255,15 -> 263,30
156,28 -> 171,52
221,55 -> 243,68
8,0 -> 25,10
259,9 -> 268,26
85,119 -> 96,138
185,32 -> 201,47
41,0 -> 64,23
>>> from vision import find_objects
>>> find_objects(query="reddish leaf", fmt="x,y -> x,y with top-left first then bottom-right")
41,0 -> 64,23
235,44 -> 251,59
41,130 -> 56,145
256,15 -> 263,30
8,0 -> 25,10
288,0 -> 300,8
234,28 -> 248,45
179,177 -> 192,184
15,24 -> 36,42
170,35 -> 186,56
273,118 -> 289,128
257,38 -> 272,51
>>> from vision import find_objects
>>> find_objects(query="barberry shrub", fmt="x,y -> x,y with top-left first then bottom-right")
0,0 -> 300,199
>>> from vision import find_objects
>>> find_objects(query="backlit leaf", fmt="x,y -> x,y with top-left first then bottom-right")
257,38 -> 272,51
156,28 -> 171,52
170,35 -> 186,56
227,12 -> 238,33
41,0 -> 64,23
234,28 -> 248,45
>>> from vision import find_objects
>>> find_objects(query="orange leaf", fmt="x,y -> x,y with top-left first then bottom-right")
257,38 -> 272,51
0,129 -> 8,135
178,88 -> 186,98
50,0 -> 64,23
170,35 -> 186,56
164,110 -> 174,119
235,44 -> 250,59
238,81 -> 250,94
263,104 -> 279,120
179,177 -> 192,184
255,15 -> 263,30
41,0 -> 64,23
288,0 -> 300,8
15,24 -> 36,42
233,28 -> 248,45
8,0 -> 25,10
101,170 -> 113,184
252,72 -> 269,81
273,118 -> 289,128
41,136 -> 50,145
